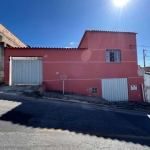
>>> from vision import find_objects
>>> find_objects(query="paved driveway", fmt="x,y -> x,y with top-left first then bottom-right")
0,94 -> 150,150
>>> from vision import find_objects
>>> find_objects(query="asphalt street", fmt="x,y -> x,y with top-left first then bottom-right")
0,94 -> 150,150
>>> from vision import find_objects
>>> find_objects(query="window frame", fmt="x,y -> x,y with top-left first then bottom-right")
90,87 -> 98,94
106,49 -> 121,63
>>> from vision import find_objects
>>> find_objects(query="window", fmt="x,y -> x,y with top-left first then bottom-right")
90,88 -> 98,94
106,50 -> 121,62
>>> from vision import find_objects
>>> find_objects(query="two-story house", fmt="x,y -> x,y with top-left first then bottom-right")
4,30 -> 143,102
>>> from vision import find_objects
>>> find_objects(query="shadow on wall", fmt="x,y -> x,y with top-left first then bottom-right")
0,94 -> 150,147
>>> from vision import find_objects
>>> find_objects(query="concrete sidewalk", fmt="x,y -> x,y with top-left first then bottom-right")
110,101 -> 150,111
43,91 -> 150,112
43,90 -> 109,104
0,84 -> 40,98
0,85 -> 150,112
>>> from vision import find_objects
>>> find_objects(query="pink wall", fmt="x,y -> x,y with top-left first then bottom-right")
79,31 -> 137,50
128,78 -> 144,101
4,31 -> 144,101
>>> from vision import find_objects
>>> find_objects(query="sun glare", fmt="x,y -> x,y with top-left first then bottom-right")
113,0 -> 129,7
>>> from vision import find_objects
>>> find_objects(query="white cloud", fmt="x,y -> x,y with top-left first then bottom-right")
70,42 -> 74,45
65,47 -> 71,48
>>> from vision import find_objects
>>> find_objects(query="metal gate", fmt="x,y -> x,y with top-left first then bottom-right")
102,78 -> 128,102
9,57 -> 42,85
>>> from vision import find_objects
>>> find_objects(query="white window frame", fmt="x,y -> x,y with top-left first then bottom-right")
106,50 -> 121,62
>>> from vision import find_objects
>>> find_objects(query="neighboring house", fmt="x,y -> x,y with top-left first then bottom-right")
138,65 -> 150,73
144,66 -> 150,73
4,30 -> 143,102
0,24 -> 26,81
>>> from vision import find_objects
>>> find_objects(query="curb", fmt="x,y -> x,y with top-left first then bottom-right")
1,91 -> 150,113
42,96 -> 150,113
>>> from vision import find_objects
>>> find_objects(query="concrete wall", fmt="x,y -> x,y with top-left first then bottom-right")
0,24 -> 26,82
0,42 -> 4,82
0,24 -> 26,47
4,46 -> 143,101
0,35 -> 2,42
144,74 -> 150,102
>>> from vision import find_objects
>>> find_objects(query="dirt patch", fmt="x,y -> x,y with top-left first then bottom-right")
21,91 -> 41,99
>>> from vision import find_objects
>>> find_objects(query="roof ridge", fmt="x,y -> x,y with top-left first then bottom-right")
85,30 -> 137,34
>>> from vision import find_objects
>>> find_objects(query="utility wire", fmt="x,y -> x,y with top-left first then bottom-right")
137,45 -> 150,48
144,50 -> 150,51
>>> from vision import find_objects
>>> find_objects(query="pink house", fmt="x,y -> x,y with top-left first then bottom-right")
4,30 -> 144,102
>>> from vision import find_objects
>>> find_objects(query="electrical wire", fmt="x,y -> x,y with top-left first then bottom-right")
137,45 -> 150,48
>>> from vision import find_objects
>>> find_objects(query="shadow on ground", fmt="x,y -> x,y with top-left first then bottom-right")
0,94 -> 150,147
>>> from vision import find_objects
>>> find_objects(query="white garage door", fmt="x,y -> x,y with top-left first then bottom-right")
102,78 -> 128,102
9,57 -> 42,85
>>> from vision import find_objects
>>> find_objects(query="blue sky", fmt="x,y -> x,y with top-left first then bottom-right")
0,0 -> 150,66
